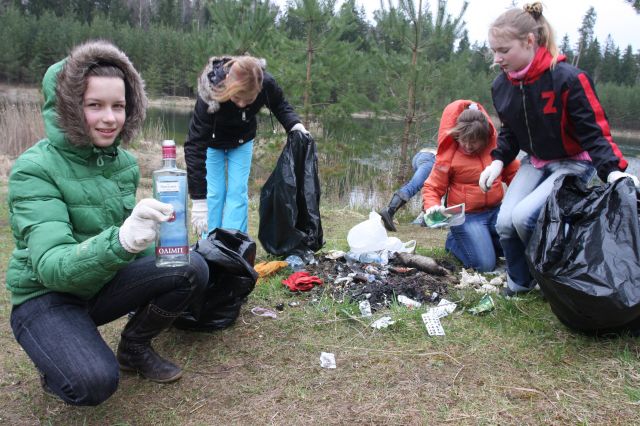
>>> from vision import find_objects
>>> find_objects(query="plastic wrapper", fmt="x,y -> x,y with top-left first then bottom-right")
424,203 -> 466,228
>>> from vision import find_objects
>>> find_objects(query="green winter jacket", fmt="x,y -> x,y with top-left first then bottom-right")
6,41 -> 149,305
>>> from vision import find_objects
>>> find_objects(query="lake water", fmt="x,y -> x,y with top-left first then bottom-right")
146,107 -> 640,212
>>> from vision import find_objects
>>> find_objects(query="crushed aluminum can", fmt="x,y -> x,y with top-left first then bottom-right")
320,352 -> 336,369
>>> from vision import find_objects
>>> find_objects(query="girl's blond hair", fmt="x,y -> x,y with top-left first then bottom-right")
448,108 -> 491,146
212,56 -> 263,103
489,2 -> 559,68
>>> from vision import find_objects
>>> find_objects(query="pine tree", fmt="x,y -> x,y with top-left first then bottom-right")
619,45 -> 638,86
574,6 -> 596,67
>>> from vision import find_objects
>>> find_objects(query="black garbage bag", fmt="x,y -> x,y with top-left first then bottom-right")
173,228 -> 258,332
527,175 -> 640,333
258,131 -> 324,256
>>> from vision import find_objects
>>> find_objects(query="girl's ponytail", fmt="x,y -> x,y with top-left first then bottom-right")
524,3 -> 558,66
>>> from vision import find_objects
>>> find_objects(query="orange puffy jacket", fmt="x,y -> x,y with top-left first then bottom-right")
422,100 -> 520,213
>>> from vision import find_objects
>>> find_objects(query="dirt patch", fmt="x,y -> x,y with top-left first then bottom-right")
303,254 -> 457,312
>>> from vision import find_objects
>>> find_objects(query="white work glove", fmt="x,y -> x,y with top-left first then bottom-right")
607,171 -> 640,188
190,199 -> 208,235
424,205 -> 446,217
479,160 -> 504,192
291,123 -> 310,136
119,198 -> 173,253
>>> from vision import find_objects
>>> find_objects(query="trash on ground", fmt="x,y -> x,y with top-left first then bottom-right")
424,298 -> 458,319
305,254 -> 453,311
320,352 -> 336,369
421,314 -> 446,336
468,294 -> 495,315
371,316 -> 395,329
254,260 -> 289,278
284,255 -> 306,271
456,268 -> 505,293
282,271 -> 323,291
397,295 -> 422,308
325,250 -> 346,260
346,212 -> 418,266
250,306 -> 278,318
394,252 -> 449,276
359,300 -> 373,317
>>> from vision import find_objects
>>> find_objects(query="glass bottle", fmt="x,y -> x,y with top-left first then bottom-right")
153,140 -> 189,267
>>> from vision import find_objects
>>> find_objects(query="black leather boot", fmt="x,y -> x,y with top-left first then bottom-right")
117,304 -> 183,383
379,193 -> 407,232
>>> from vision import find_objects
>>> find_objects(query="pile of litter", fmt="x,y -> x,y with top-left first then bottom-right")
303,252 -> 457,312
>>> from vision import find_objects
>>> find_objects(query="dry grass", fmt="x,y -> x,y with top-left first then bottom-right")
2,179 -> 640,425
0,101 -> 45,160
2,93 -> 640,425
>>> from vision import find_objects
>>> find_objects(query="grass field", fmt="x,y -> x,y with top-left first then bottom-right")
1,177 -> 640,426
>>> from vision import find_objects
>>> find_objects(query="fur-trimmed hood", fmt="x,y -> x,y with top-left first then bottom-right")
197,55 -> 266,114
42,40 -> 147,148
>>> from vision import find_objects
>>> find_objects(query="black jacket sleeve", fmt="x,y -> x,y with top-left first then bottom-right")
491,120 -> 520,166
566,72 -> 628,181
184,96 -> 212,200
263,73 -> 300,131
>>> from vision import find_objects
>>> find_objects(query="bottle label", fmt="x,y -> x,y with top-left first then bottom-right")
155,175 -> 188,254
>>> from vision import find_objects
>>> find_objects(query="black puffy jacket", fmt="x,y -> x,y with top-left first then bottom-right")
184,56 -> 301,199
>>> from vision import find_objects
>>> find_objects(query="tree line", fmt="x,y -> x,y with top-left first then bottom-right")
1,0 -> 640,176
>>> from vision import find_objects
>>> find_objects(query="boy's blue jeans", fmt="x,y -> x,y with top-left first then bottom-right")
205,142 -> 254,233
496,156 -> 595,292
10,253 -> 208,406
445,207 -> 502,272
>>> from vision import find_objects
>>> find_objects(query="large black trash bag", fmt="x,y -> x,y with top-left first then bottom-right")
258,131 -> 324,256
173,228 -> 258,332
526,175 -> 640,333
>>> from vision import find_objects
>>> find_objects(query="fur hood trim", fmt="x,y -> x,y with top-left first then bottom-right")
197,55 -> 266,114
55,40 -> 147,146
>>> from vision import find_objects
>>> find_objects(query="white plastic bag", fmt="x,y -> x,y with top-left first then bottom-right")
384,237 -> 416,254
347,211 -> 388,253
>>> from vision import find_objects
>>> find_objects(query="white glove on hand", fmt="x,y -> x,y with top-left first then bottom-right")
291,123 -> 310,136
479,160 -> 504,192
607,171 -> 640,188
424,205 -> 446,217
190,199 -> 208,235
119,198 -> 173,253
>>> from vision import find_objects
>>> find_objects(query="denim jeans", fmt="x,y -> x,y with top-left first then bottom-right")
205,141 -> 254,233
397,151 -> 436,200
496,156 -> 595,292
445,207 -> 502,272
10,253 -> 208,406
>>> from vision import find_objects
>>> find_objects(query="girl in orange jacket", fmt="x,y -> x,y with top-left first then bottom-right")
422,100 -> 519,271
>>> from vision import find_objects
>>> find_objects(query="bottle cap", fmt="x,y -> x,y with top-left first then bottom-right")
161,140 -> 176,159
